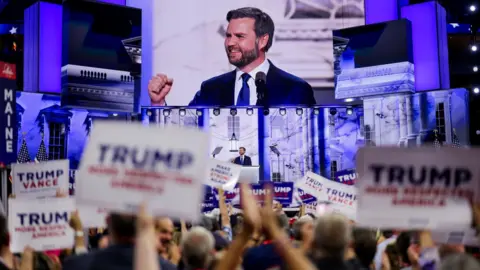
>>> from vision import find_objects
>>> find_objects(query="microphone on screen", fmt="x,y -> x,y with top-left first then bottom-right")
255,72 -> 267,106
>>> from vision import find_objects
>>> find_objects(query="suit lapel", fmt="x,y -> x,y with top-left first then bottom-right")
221,70 -> 236,106
265,62 -> 284,105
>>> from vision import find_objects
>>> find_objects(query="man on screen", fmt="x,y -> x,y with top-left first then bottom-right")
233,147 -> 252,166
148,7 -> 316,106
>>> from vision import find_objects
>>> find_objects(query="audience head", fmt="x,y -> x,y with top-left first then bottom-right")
0,214 -> 9,251
312,213 -> 351,259
351,228 -> 377,268
292,215 -> 314,242
107,213 -> 136,244
441,253 -> 480,270
395,231 -> 413,266
439,244 -> 465,259
156,217 -> 174,253
181,226 -> 215,269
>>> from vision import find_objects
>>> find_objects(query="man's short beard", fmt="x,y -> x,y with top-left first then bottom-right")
228,40 -> 260,68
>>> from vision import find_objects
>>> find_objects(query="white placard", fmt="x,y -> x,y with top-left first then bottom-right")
8,197 -> 75,252
12,160 -> 69,199
76,122 -> 209,222
431,229 -> 480,247
77,205 -> 108,228
298,172 -> 357,220
356,147 -> 480,230
206,159 -> 242,191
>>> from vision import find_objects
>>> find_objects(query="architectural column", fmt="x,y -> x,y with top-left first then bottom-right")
301,110 -> 310,177
405,94 -> 417,145
398,96 -> 407,145
41,114 -> 50,151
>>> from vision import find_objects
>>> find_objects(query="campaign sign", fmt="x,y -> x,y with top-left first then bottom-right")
76,122 -> 210,222
201,201 -> 219,213
297,171 -> 325,198
8,197 -> 75,252
77,205 -> 108,228
335,168 -> 357,185
297,188 -> 317,204
222,182 -> 294,206
0,82 -> 17,166
69,170 -> 76,196
12,160 -> 69,199
301,172 -> 357,220
206,159 -> 242,191
356,147 -> 480,229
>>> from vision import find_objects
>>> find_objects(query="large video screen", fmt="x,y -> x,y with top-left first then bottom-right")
61,0 -> 141,112
332,19 -> 415,99
145,0 -> 365,107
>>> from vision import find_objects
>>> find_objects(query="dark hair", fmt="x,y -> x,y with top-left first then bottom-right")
239,147 -> 246,152
382,230 -> 395,239
352,228 -> 377,268
108,213 -> 137,239
226,7 -> 275,52
396,231 -> 413,265
0,214 -> 8,247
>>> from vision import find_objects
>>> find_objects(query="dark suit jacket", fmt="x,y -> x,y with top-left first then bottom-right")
234,155 -> 252,166
62,244 -> 177,270
189,61 -> 316,106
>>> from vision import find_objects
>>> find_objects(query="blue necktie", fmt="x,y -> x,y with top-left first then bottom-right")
237,73 -> 250,106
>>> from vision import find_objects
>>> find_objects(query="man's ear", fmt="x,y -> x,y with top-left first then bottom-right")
258,34 -> 269,52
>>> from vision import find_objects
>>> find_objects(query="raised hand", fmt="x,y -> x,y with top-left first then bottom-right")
69,210 -> 83,231
148,73 -> 173,105
55,188 -> 68,198
134,203 -> 159,270
18,246 -> 34,270
240,183 -> 261,234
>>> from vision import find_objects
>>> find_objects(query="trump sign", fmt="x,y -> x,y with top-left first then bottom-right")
12,160 -> 69,199
76,122 -> 209,222
357,147 -> 480,230
299,172 -> 357,221
8,197 -> 75,252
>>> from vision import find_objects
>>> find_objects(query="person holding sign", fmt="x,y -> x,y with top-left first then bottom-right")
63,212 -> 177,270
233,147 -> 252,166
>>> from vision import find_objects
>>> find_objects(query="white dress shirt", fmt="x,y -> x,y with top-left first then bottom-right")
234,59 -> 270,105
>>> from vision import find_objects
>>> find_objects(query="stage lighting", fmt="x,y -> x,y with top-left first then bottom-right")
470,5 -> 476,12
112,113 -> 118,117
346,108 -> 353,115
475,66 -> 479,72
179,109 -> 186,116
196,109 -> 203,116
163,109 -> 171,116
213,108 -> 220,116
279,108 -> 286,115
146,110 -> 152,116
329,108 -> 337,116
472,45 -> 478,52
474,87 -> 479,94
296,108 -> 303,115
344,98 -> 354,102
263,108 -> 270,116
230,108 -> 237,116
246,108 -> 254,115
313,108 -> 320,115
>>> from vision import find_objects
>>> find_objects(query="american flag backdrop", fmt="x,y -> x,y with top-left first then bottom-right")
17,137 -> 31,163
433,130 -> 442,148
451,132 -> 461,148
9,136 -> 32,183
35,134 -> 48,162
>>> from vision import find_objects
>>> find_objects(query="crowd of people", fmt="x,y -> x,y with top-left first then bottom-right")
1,184 -> 480,270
